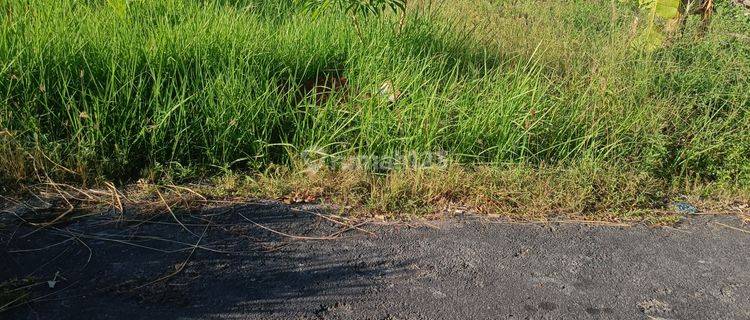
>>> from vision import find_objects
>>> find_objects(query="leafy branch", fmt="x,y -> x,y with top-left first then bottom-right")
296,0 -> 407,41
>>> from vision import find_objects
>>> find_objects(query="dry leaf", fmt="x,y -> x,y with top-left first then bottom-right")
379,81 -> 402,103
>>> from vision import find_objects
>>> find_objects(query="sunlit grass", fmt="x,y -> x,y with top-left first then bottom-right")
1,0 -> 748,215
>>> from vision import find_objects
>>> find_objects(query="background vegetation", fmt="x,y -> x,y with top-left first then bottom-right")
1,0 -> 748,217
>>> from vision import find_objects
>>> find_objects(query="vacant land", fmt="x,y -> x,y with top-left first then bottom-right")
3,1 -> 750,318
1,0 -> 749,218
2,203 -> 749,319
0,0 -> 750,319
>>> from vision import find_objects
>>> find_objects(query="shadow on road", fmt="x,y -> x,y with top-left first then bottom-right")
1,203 -> 414,319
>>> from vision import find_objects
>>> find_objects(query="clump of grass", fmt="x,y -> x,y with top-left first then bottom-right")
252,162 -> 669,220
1,0 -> 749,218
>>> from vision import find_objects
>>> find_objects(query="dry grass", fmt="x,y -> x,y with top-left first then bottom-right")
7,163 -> 744,226
0,278 -> 33,313
2,136 -> 748,227
242,163 -> 687,223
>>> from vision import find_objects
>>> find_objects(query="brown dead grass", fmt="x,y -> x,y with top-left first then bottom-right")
161,163 -> 745,224
244,163 -> 677,222
3,160 -> 749,227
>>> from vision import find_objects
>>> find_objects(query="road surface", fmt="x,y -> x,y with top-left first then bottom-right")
2,202 -> 749,319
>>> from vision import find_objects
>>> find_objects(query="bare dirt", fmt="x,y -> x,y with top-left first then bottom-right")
1,202 -> 749,319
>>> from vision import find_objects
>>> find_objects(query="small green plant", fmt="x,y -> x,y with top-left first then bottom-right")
299,0 -> 406,16
106,0 -> 129,18
296,0 -> 407,40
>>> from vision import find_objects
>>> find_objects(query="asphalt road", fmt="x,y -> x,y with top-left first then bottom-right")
2,202 -> 749,319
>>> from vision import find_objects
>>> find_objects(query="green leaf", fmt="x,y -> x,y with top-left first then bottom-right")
654,0 -> 680,19
631,0 -> 680,51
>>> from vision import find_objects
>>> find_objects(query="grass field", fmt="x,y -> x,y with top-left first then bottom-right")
1,0 -> 749,219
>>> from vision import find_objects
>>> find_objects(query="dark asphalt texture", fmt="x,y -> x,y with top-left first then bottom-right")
1,202 -> 749,320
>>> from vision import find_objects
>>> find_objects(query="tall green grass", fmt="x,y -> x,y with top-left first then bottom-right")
1,0 -> 748,191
